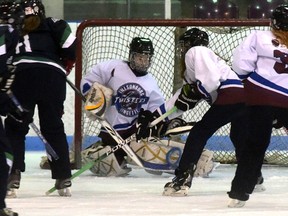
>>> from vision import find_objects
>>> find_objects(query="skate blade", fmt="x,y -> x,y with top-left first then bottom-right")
162,186 -> 189,196
6,189 -> 17,198
227,199 -> 246,208
58,187 -> 72,197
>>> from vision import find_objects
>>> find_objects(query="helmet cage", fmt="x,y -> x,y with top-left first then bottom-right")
0,1 -> 10,22
21,0 -> 45,18
129,37 -> 154,74
0,1 -> 24,26
129,52 -> 153,75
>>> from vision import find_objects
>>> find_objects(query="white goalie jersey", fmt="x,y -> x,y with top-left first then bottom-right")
81,59 -> 165,131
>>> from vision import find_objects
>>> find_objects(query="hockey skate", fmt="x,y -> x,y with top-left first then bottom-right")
6,170 -> 21,198
0,208 -> 18,216
55,178 -> 72,197
227,191 -> 249,208
227,199 -> 246,208
162,164 -> 196,196
253,175 -> 266,192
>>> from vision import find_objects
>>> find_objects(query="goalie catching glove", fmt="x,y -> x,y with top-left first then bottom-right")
175,83 -> 204,111
84,82 -> 113,118
135,108 -> 167,142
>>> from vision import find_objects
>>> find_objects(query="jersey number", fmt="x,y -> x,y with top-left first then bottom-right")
15,35 -> 32,54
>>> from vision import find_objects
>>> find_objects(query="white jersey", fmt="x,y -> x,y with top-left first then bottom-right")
81,59 -> 165,131
157,46 -> 244,120
232,30 -> 288,108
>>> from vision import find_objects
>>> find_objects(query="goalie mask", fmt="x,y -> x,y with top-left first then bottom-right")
271,5 -> 288,31
21,0 -> 45,19
177,28 -> 209,56
129,37 -> 154,76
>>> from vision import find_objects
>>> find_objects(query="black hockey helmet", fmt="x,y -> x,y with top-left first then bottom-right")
21,0 -> 45,19
129,37 -> 154,55
271,4 -> 288,31
180,28 -> 209,50
129,37 -> 154,75
0,1 -> 12,22
0,1 -> 24,26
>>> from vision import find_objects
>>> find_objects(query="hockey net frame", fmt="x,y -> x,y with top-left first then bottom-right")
72,19 -> 288,169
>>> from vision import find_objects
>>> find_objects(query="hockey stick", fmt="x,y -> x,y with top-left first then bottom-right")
45,134 -> 136,195
45,108 -> 182,195
150,106 -> 177,127
66,78 -> 143,167
7,91 -> 59,161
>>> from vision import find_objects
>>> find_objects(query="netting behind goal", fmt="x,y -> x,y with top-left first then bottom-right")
73,19 -> 288,168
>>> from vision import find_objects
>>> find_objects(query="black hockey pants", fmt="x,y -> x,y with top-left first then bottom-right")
178,103 -> 247,171
230,105 -> 288,197
5,66 -> 71,180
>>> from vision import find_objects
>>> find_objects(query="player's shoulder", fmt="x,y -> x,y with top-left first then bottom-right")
186,45 -> 215,58
144,73 -> 159,85
246,30 -> 272,39
45,17 -> 69,29
0,24 -> 14,34
99,59 -> 127,67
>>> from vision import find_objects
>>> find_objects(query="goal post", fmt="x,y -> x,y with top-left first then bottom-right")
72,19 -> 288,169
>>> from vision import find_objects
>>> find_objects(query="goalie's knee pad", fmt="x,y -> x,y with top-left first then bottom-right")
194,149 -> 217,178
81,144 -> 131,177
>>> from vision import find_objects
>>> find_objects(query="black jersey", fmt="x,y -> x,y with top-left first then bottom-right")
13,17 -> 76,75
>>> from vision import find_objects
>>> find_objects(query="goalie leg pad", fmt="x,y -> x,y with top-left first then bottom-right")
194,149 -> 217,178
40,151 -> 75,170
82,144 -> 131,177
128,138 -> 183,174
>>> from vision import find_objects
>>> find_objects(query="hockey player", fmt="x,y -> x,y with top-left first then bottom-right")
80,37 -> 215,177
5,0 -> 76,197
0,1 -> 23,215
227,4 -> 288,208
136,28 -> 254,196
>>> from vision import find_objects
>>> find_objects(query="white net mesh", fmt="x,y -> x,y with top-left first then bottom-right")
74,20 -> 288,166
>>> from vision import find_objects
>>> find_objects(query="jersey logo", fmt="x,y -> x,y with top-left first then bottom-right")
112,83 -> 149,117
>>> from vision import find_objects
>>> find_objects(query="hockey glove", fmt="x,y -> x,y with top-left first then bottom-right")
8,102 -> 30,124
63,58 -> 75,76
136,108 -> 154,142
0,65 -> 15,93
175,83 -> 203,111
136,109 -> 167,142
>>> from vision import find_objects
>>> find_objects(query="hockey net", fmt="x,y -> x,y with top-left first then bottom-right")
73,19 -> 288,168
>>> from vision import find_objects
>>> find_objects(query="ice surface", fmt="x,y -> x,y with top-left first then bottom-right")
5,151 -> 288,216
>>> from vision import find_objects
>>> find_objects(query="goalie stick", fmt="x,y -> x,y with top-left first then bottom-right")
7,91 -> 59,161
45,107 -> 179,196
66,78 -> 143,167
